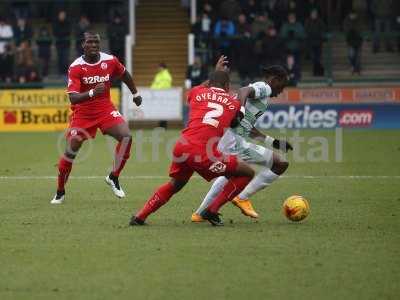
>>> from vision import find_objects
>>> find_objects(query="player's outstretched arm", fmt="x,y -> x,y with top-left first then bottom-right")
249,126 -> 293,152
237,86 -> 255,106
68,83 -> 106,104
120,70 -> 142,106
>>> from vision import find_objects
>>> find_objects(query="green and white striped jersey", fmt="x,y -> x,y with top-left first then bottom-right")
233,81 -> 272,138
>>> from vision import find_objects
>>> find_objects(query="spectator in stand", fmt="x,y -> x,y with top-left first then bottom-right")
352,0 -> 369,30
305,9 -> 326,76
287,0 -> 296,14
286,53 -> 301,86
192,12 -> 212,65
75,15 -> 91,56
186,56 -> 208,88
280,12 -> 306,63
372,0 -> 394,53
53,10 -> 71,75
219,0 -> 241,21
265,0 -> 287,29
0,18 -> 14,56
24,64 -> 41,83
202,1 -> 216,21
192,13 -> 212,49
107,14 -> 126,63
287,0 -> 309,24
236,14 -> 251,35
252,13 -> 273,73
201,12 -> 213,34
304,0 -> 321,18
13,17 -> 33,46
184,56 -> 208,125
36,26 -> 52,78
252,13 -> 273,40
213,17 -> 235,59
15,40 -> 34,83
261,25 -> 284,67
151,62 -> 173,128
339,0 -> 353,24
0,43 -> 14,83
234,31 -> 256,86
242,0 -> 260,23
264,0 -> 279,14
344,11 -> 363,75
151,62 -> 172,89
11,1 -> 30,19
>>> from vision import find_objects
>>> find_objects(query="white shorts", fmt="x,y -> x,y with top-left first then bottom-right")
217,129 -> 274,168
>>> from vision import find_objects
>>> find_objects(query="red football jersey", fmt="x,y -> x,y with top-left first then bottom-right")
182,85 -> 241,145
67,52 -> 125,116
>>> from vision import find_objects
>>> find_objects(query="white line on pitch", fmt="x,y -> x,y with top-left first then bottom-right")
0,175 -> 399,180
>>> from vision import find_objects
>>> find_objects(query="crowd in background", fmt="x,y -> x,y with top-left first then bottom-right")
0,2 -> 127,85
0,0 -> 399,87
189,0 -> 400,86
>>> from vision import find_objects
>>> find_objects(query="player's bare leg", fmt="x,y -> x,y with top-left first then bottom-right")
200,160 -> 255,226
233,152 -> 288,216
103,122 -> 132,198
130,178 -> 188,225
51,136 -> 84,204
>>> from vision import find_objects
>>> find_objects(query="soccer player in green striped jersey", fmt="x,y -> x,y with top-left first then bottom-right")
192,65 -> 293,221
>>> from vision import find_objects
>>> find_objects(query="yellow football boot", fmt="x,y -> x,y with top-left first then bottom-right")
231,197 -> 259,218
191,213 -> 205,222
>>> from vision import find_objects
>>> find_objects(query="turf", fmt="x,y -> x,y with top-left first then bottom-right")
0,129 -> 399,300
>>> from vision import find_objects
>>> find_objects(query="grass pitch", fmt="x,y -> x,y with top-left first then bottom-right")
0,129 -> 399,300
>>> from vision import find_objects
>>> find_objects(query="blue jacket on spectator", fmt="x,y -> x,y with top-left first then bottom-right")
213,19 -> 235,47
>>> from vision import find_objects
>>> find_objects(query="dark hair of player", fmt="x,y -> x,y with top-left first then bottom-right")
83,31 -> 100,41
262,65 -> 288,82
262,65 -> 289,97
208,71 -> 230,91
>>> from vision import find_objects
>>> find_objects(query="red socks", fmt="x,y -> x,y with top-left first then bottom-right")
136,176 -> 251,221
136,182 -> 176,221
208,176 -> 252,214
56,137 -> 131,193
57,157 -> 73,192
112,137 -> 132,177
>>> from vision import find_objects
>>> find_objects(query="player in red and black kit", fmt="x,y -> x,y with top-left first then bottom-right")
50,32 -> 142,204
130,60 -> 255,226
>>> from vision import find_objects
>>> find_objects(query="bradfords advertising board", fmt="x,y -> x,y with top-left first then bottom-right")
256,104 -> 400,129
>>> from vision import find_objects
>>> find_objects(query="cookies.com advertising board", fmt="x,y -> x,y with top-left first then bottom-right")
0,88 -> 120,132
256,103 -> 400,129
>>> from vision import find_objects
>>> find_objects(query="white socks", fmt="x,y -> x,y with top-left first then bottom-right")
195,176 -> 228,215
238,168 -> 279,200
195,168 -> 280,215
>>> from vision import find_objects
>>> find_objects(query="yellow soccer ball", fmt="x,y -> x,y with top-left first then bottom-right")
283,195 -> 310,222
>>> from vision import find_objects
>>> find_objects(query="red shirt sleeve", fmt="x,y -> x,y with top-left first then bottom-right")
112,56 -> 126,78
67,66 -> 81,93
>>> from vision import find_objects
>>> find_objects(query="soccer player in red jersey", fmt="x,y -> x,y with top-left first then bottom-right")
130,61 -> 255,226
50,32 -> 142,204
